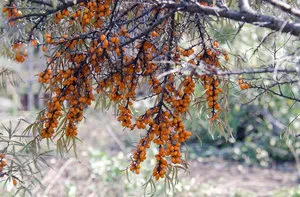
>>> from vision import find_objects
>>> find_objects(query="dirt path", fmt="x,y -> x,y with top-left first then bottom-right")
31,156 -> 298,197
186,158 -> 298,196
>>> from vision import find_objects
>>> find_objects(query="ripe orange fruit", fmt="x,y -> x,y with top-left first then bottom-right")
13,179 -> 17,186
56,52 -> 61,58
151,31 -> 159,37
42,45 -> 47,52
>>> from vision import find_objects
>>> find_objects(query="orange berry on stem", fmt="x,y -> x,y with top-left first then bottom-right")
42,45 -> 47,52
13,179 -> 17,186
213,41 -> 219,48
56,52 -> 61,58
1,160 -> 6,166
151,31 -> 159,37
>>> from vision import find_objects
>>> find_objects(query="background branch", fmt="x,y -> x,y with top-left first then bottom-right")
161,1 -> 300,36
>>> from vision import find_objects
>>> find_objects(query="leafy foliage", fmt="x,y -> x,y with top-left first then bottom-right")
0,120 -> 51,196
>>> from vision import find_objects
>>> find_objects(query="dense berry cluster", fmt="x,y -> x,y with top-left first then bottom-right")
3,0 -> 230,181
129,108 -> 192,179
201,75 -> 222,121
196,46 -> 227,120
56,1 -> 112,29
39,65 -> 95,138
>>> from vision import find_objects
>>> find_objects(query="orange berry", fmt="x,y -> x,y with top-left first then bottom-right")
2,7 -> 8,13
238,78 -> 243,85
103,39 -> 109,49
100,34 -> 106,41
13,179 -> 17,186
213,41 -> 219,48
224,54 -> 229,61
151,31 -> 159,37
30,39 -> 37,46
56,52 -> 61,58
1,160 -> 6,166
42,45 -> 47,52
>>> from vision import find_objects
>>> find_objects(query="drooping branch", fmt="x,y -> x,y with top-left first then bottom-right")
159,1 -> 300,37
7,0 -> 300,37
199,68 -> 299,76
253,84 -> 300,102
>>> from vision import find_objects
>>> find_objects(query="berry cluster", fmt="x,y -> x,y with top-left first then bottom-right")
238,77 -> 251,90
0,153 -> 17,186
129,108 -> 192,179
3,0 -> 232,181
39,65 -> 94,138
128,75 -> 195,179
55,0 -> 111,31
0,153 -> 6,174
196,46 -> 227,120
2,4 -> 20,26
12,42 -> 27,63
201,75 -> 222,121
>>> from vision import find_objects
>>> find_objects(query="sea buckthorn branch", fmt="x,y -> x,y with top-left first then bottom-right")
159,0 -> 300,37
174,30 -> 298,103
119,10 -> 176,47
127,17 -> 228,178
2,0 -> 299,183
192,17 -> 227,120
29,0 -> 53,7
6,0 -> 89,21
238,76 -> 251,90
251,83 -> 300,102
128,15 -> 187,178
0,152 -> 19,187
151,16 -> 181,180
0,152 -> 21,186
195,68 -> 299,76
192,66 -> 299,102
128,18 -> 201,180
0,120 -> 52,191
